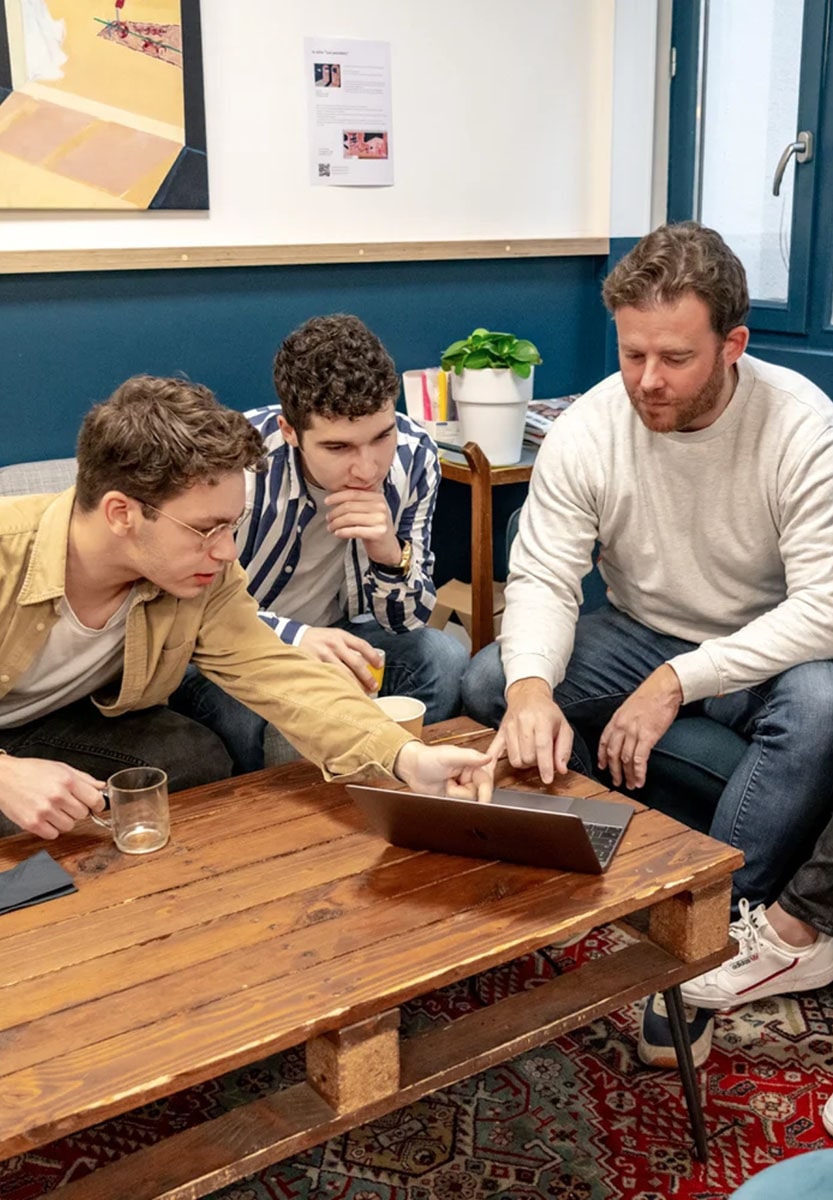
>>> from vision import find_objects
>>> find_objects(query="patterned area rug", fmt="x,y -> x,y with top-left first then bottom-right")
3,925 -> 832,1199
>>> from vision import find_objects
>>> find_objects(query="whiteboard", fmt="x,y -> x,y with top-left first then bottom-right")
0,0 -> 615,253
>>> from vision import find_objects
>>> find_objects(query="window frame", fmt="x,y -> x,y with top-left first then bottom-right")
668,0 -> 830,337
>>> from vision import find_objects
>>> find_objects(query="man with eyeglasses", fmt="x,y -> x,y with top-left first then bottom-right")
0,375 -> 490,840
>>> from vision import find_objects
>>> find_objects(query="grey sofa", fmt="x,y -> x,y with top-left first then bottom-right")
0,457 -> 296,767
0,457 -> 78,496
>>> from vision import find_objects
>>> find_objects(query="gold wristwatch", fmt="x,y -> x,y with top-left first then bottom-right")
391,540 -> 415,576
371,540 -> 412,575
396,539 -> 413,574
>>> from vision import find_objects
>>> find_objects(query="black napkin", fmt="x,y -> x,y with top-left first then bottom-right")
0,850 -> 77,915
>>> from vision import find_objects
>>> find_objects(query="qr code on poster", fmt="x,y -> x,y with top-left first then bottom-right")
318,163 -> 330,177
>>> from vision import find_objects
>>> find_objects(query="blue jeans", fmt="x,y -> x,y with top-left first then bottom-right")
170,619 -> 469,774
461,605 -> 833,912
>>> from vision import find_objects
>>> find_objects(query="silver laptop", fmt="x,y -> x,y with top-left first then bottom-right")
346,785 -> 635,874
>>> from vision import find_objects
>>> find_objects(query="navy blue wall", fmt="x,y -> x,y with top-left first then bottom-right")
0,254 -> 608,465
0,253 -> 610,585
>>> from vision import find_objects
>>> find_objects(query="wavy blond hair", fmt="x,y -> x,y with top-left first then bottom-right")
75,375 -> 265,511
602,222 -> 749,337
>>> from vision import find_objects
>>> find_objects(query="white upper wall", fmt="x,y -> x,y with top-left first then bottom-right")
0,0 -> 629,253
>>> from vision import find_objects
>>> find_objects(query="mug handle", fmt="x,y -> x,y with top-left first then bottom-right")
88,788 -> 112,830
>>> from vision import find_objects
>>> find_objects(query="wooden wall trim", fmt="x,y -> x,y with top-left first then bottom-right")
0,237 -> 610,275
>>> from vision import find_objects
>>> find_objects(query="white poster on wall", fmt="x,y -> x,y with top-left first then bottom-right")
304,36 -> 393,187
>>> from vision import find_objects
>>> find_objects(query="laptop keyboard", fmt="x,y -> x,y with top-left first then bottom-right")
585,822 -> 624,866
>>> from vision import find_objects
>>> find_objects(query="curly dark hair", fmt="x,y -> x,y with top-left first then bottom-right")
75,375 -> 265,512
602,221 -> 749,337
273,314 -> 400,433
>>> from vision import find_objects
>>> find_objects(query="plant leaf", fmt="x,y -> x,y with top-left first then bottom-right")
445,328 -> 540,371
512,340 -> 543,363
463,348 -> 495,369
510,361 -> 532,378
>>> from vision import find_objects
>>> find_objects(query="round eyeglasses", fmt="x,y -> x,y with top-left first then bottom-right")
138,501 -> 250,547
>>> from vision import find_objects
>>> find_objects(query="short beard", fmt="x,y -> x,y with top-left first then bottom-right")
630,350 -> 728,433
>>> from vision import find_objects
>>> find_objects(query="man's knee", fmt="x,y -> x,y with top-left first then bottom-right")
764,660 -> 833,748
461,642 -> 506,728
782,659 -> 833,710
404,625 -> 468,673
135,709 -> 233,791
384,626 -> 468,722
169,670 -> 266,774
424,626 -> 469,719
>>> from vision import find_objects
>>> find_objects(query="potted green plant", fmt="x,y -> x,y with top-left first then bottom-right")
439,328 -> 542,464
440,328 -> 542,378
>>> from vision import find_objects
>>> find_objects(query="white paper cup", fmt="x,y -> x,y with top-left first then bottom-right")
374,695 -> 426,738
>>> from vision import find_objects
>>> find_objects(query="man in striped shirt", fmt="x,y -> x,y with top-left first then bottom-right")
171,314 -> 468,771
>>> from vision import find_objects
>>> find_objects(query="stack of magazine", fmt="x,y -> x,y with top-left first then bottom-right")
523,395 -> 580,450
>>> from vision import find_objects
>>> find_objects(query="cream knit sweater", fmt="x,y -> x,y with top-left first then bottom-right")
500,354 -> 833,703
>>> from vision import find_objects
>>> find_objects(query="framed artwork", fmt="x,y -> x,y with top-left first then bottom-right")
0,0 -> 208,209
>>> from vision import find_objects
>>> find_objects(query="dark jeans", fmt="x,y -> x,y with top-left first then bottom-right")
0,697 -> 233,836
462,605 -> 833,915
780,815 -> 833,937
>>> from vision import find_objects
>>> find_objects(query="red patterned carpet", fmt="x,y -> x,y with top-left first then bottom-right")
2,925 -> 832,1199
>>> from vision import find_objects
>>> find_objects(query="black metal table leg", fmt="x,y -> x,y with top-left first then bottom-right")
662,985 -> 709,1161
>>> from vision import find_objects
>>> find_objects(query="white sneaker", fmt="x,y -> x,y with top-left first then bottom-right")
680,898 -> 833,1011
824,1094 -> 833,1138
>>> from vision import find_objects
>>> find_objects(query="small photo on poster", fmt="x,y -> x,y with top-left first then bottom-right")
314,63 -> 342,88
343,131 -> 389,159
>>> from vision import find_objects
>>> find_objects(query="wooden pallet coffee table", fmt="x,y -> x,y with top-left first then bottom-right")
0,717 -> 742,1198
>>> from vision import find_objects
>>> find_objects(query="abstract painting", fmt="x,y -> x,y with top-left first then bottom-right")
0,0 -> 207,209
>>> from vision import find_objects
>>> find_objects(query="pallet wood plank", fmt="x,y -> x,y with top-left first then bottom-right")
0,856 -> 545,1073
0,797 -> 370,932
0,834 -> 416,984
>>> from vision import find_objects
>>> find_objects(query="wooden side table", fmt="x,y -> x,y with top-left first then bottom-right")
434,441 -> 535,653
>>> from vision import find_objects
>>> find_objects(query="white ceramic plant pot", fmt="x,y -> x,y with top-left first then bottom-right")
450,367 -> 534,465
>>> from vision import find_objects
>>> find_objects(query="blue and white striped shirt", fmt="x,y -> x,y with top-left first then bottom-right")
237,406 -> 441,645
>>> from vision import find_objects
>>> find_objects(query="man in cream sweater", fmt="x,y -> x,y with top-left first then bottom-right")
463,222 -> 833,927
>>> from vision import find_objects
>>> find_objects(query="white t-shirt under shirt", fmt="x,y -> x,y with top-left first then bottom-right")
0,589 -> 133,728
499,353 -> 833,703
273,483 -> 345,630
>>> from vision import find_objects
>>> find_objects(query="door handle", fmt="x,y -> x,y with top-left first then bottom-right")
772,130 -> 814,196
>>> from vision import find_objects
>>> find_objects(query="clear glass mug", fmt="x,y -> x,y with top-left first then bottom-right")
90,766 -> 170,854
